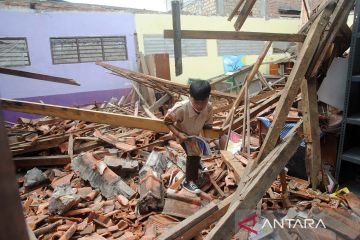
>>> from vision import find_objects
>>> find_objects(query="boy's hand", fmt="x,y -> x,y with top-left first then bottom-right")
178,132 -> 188,143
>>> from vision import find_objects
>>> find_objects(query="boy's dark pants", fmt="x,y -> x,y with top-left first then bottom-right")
181,143 -> 201,182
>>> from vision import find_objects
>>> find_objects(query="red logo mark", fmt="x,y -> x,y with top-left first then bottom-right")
238,214 -> 258,234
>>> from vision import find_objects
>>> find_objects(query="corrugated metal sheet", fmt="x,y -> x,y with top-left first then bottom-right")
0,38 -> 30,67
50,36 -> 127,64
217,40 -> 265,55
143,34 -> 207,57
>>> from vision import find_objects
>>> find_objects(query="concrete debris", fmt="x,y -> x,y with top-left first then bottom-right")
23,167 -> 47,187
49,184 -> 80,215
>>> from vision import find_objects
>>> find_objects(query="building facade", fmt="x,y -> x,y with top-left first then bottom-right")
0,9 -> 137,121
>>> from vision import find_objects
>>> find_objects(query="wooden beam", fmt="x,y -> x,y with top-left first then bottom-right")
205,124 -> 302,239
234,0 -> 257,31
159,185 -> 239,240
13,155 -> 71,168
132,83 -> 150,108
139,52 -> 156,106
149,93 -> 171,112
0,107 -> 29,240
256,3 -> 335,163
0,67 -> 80,86
0,99 -> 222,138
301,79 -> 322,189
12,134 -> 70,156
164,30 -> 306,42
299,0 -> 336,33
228,0 -> 246,21
257,71 -> 273,90
142,105 -> 158,119
221,150 -> 245,182
171,0 -> 182,76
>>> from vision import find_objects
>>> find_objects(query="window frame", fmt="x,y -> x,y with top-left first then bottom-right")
49,36 -> 128,65
0,37 -> 31,67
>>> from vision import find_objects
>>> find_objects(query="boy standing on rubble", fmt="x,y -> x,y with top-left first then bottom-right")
164,80 -> 213,194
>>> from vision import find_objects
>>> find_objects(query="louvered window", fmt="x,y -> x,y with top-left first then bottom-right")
50,36 -> 127,64
0,38 -> 30,67
143,34 -> 207,57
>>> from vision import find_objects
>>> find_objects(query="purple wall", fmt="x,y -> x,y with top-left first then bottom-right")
0,10 -> 137,120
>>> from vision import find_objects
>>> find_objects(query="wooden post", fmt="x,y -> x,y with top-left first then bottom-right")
0,106 -> 29,240
301,79 -> 322,189
171,0 -> 182,76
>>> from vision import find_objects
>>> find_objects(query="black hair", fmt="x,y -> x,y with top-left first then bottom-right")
189,80 -> 211,101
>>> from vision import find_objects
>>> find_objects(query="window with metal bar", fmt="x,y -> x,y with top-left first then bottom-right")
0,38 -> 30,67
50,36 -> 127,64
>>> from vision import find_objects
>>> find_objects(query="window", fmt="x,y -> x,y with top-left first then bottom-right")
143,34 -> 207,57
50,36 -> 127,64
0,38 -> 30,67
217,40 -> 265,56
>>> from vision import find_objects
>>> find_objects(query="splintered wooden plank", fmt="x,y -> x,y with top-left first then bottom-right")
205,125 -> 302,239
13,155 -> 71,168
163,30 -> 306,42
96,61 -> 236,102
149,93 -> 171,112
256,3 -> 335,163
0,67 -> 80,86
234,0 -> 257,31
162,198 -> 200,219
139,52 -> 156,105
157,201 -> 220,240
228,0 -> 246,21
0,99 -> 222,138
221,150 -> 245,183
142,105 -> 158,119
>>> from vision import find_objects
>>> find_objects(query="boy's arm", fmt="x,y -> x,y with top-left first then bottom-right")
164,109 -> 188,143
166,124 -> 188,142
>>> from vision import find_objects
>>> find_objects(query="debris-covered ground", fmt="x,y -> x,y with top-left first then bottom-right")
8,90 -> 360,239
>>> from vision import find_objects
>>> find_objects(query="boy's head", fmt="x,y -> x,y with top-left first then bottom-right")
189,80 -> 211,112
